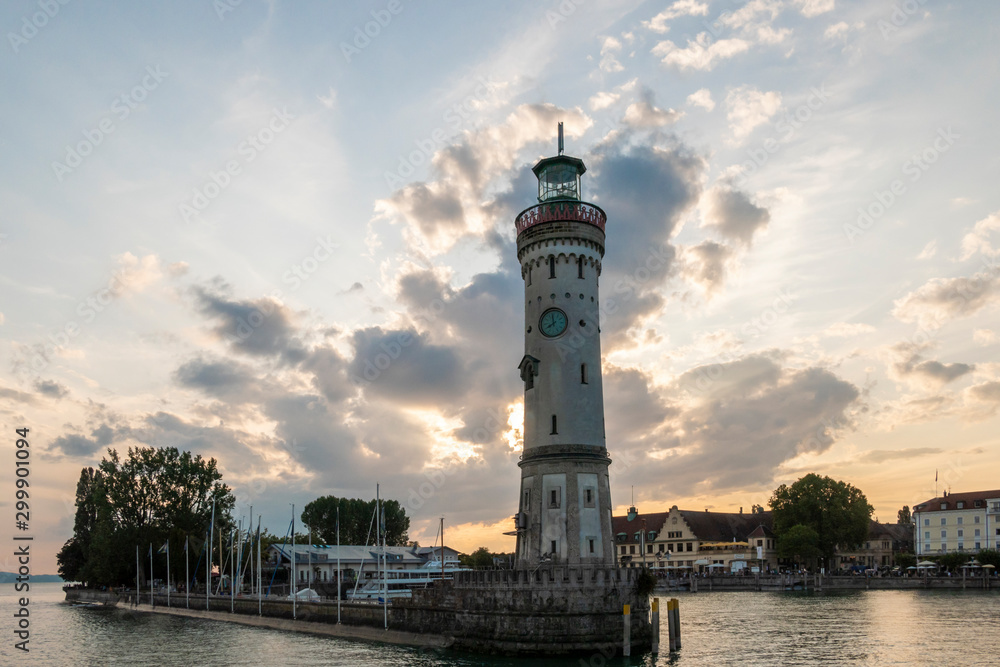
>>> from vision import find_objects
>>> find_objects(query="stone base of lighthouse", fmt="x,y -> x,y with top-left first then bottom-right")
393,567 -> 653,656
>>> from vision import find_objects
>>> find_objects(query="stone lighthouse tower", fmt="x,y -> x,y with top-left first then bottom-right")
514,124 -> 613,567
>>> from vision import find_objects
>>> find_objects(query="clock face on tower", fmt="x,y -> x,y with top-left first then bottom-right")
539,308 -> 568,337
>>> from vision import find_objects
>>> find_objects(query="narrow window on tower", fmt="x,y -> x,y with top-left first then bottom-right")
523,489 -> 530,508
581,363 -> 588,384
589,539 -> 595,554
550,488 -> 561,508
578,256 -> 584,279
549,255 -> 556,278
527,265 -> 532,286
550,540 -> 557,554
551,414 -> 557,434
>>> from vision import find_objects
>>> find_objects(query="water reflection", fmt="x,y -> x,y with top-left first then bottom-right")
5,584 -> 998,666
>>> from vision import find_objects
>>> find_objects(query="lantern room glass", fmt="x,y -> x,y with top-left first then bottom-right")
538,163 -> 581,202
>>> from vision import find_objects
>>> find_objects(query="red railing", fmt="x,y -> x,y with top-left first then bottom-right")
515,201 -> 607,235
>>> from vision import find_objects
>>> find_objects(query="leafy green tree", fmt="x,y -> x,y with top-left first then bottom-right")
977,549 -> 1000,569
56,467 -> 101,583
897,506 -> 912,525
59,446 -> 235,587
777,524 -> 822,566
769,473 -> 873,565
301,495 -> 410,546
751,504 -> 765,515
895,552 -> 916,569
460,547 -> 496,568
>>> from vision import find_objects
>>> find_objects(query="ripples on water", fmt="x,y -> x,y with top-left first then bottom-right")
4,583 -> 997,666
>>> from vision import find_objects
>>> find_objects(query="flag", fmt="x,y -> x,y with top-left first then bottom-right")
158,541 -> 169,554
935,469 -> 938,482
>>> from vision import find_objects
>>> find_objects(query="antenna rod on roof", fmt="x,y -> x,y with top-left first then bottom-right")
558,122 -> 564,155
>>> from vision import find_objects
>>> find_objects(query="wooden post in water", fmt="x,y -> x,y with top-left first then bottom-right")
651,598 -> 659,654
623,604 -> 631,657
667,598 -> 677,651
672,597 -> 682,649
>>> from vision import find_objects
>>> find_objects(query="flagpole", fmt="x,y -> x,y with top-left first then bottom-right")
185,535 -> 190,609
231,529 -> 236,613
208,498 -> 215,611
308,527 -> 312,595
336,505 -> 341,624
166,540 -> 171,608
149,543 -> 154,609
257,516 -> 262,616
292,503 -> 296,620
135,545 -> 139,608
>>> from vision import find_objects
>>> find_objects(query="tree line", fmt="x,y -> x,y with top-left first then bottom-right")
58,446 -> 411,588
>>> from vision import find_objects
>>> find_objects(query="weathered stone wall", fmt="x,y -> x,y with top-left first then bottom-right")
394,567 -> 652,655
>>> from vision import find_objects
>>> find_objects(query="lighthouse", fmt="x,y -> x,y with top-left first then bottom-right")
514,124 -> 613,567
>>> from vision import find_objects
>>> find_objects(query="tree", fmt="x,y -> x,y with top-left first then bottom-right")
460,547 -> 496,568
897,506 -> 912,525
751,504 -> 765,515
301,495 -> 410,546
769,473 -> 873,565
895,552 -> 916,570
59,446 -> 235,587
777,524 -> 821,566
56,467 -> 101,583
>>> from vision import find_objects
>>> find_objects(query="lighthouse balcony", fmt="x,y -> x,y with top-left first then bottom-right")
515,201 -> 607,235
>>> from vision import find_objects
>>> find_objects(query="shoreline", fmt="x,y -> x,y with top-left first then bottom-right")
120,601 -> 453,650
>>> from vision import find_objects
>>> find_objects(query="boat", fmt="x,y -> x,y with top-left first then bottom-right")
346,561 -> 469,601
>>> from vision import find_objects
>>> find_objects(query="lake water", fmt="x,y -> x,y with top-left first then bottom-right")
3,583 -> 998,665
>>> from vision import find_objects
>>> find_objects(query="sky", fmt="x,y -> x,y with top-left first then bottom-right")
2,0 -> 999,575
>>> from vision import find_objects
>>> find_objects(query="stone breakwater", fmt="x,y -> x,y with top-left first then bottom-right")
65,566 -> 653,657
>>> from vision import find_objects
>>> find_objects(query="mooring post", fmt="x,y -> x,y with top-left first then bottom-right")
666,598 -> 676,651
623,603 -> 631,657
672,597 -> 682,649
651,598 -> 659,654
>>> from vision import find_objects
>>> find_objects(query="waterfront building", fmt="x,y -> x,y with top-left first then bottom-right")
833,521 -> 913,570
267,543 -> 461,586
912,489 -> 1000,556
612,506 -> 778,573
513,124 -> 614,566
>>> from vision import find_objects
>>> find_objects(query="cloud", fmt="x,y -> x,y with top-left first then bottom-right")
606,354 -> 862,495
34,379 -> 69,399
917,240 -> 937,260
892,270 -> 1000,329
589,91 -> 620,111
968,381 -> 1000,404
824,322 -> 876,337
652,35 -> 751,71
702,185 -> 770,245
0,385 -> 39,406
857,447 -> 942,464
686,88 -> 715,111
174,356 -> 261,402
726,86 -> 782,143
193,285 -> 307,362
791,0 -> 835,18
622,90 -> 682,128
599,36 -> 624,73
888,342 -> 975,389
960,211 -> 1000,259
375,103 -> 592,255
348,327 -> 467,408
642,0 -> 710,33
973,329 -> 997,346
681,241 -> 734,297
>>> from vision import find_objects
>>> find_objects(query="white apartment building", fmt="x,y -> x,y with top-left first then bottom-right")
912,489 -> 1000,556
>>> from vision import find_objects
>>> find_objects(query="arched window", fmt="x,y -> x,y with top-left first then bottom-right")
578,256 -> 584,279
550,414 -> 558,434
548,256 -> 556,278
581,363 -> 588,384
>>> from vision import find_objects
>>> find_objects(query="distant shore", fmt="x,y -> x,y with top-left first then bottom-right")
656,572 -> 997,593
